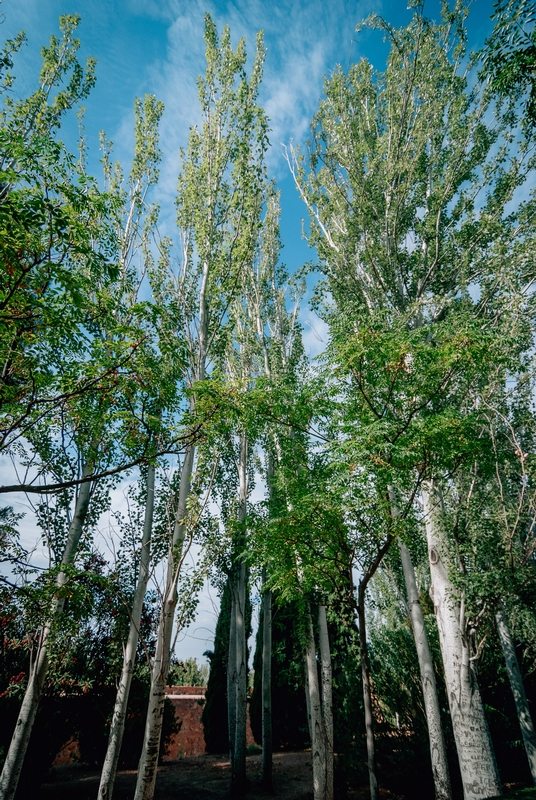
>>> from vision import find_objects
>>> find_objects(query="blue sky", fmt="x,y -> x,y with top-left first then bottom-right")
1,0 -> 497,309
1,0 -> 499,660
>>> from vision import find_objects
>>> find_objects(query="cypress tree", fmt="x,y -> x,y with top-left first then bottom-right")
202,581 -> 232,754
250,597 -> 309,751
201,578 -> 252,754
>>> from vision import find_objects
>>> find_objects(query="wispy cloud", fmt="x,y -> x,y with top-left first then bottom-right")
127,0 -> 383,237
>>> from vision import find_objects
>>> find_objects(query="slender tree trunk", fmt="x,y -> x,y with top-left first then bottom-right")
389,484 -> 452,799
318,604 -> 334,800
261,567 -> 273,788
233,559 -> 247,792
398,539 -> 452,800
422,482 -> 501,800
134,231 -> 210,800
228,591 -> 238,763
357,584 -> 378,800
0,471 -> 92,800
495,604 -> 536,784
98,463 -> 156,800
133,445 -> 195,800
229,433 -> 248,795
304,609 -> 327,800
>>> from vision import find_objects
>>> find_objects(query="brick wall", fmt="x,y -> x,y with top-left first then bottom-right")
52,685 -> 256,765
163,685 -> 207,758
163,685 -> 256,759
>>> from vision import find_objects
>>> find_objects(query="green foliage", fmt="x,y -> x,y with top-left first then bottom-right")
168,658 -> 209,687
250,597 -> 309,751
4,5 -> 536,798
201,580 -> 232,754
482,0 -> 536,125
367,564 -> 455,796
201,577 -> 252,754
0,565 -> 178,793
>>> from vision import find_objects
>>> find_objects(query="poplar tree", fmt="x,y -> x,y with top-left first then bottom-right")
133,17 -> 268,799
290,3 -> 536,797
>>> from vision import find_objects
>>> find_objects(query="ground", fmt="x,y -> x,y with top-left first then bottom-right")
37,753 -> 536,800
37,751 -> 401,800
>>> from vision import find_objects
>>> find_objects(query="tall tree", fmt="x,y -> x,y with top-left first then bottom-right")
133,17 -> 268,799
290,3 -> 536,796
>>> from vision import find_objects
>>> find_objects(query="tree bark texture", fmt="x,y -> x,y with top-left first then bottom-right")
229,433 -> 248,794
357,585 -> 379,800
422,483 -> 502,800
495,605 -> 536,785
304,610 -> 327,800
318,604 -> 334,800
0,472 -> 92,800
133,445 -> 195,800
98,463 -> 156,800
228,590 -> 238,763
398,539 -> 452,800
261,567 -> 273,788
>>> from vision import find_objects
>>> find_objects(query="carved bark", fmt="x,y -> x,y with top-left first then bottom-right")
398,539 -> 452,799
422,483 -> 501,800
304,610 -> 327,800
98,463 -> 155,800
0,471 -> 92,800
496,604 -> 536,785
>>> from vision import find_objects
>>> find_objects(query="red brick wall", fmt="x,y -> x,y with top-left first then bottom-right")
164,686 -> 207,758
52,685 -> 256,765
53,738 -> 80,766
163,685 -> 255,759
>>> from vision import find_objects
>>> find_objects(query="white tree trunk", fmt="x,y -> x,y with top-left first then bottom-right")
133,445 -> 195,800
261,567 -> 272,788
98,463 -> 156,800
0,472 -> 92,800
357,585 -> 378,800
495,604 -> 536,785
318,604 -> 334,800
304,610 -> 327,800
398,539 -> 452,800
422,483 -> 501,800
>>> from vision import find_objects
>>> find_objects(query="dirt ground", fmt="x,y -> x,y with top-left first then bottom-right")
37,751 -> 402,800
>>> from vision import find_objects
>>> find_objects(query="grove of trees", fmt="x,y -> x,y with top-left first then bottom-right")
2,2 -> 536,800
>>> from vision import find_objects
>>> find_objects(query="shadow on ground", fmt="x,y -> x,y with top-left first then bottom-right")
36,751 -> 407,800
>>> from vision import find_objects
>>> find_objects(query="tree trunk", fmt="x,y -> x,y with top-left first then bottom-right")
495,604 -> 536,784
422,482 -> 502,800
228,590 -> 238,763
0,471 -> 92,800
318,604 -> 334,800
98,463 -> 156,800
133,445 -> 195,800
398,538 -> 452,800
261,567 -> 273,788
229,433 -> 248,795
232,559 -> 248,793
357,584 -> 378,800
304,609 -> 327,800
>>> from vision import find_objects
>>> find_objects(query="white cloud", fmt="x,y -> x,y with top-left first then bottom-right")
302,311 -> 329,358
